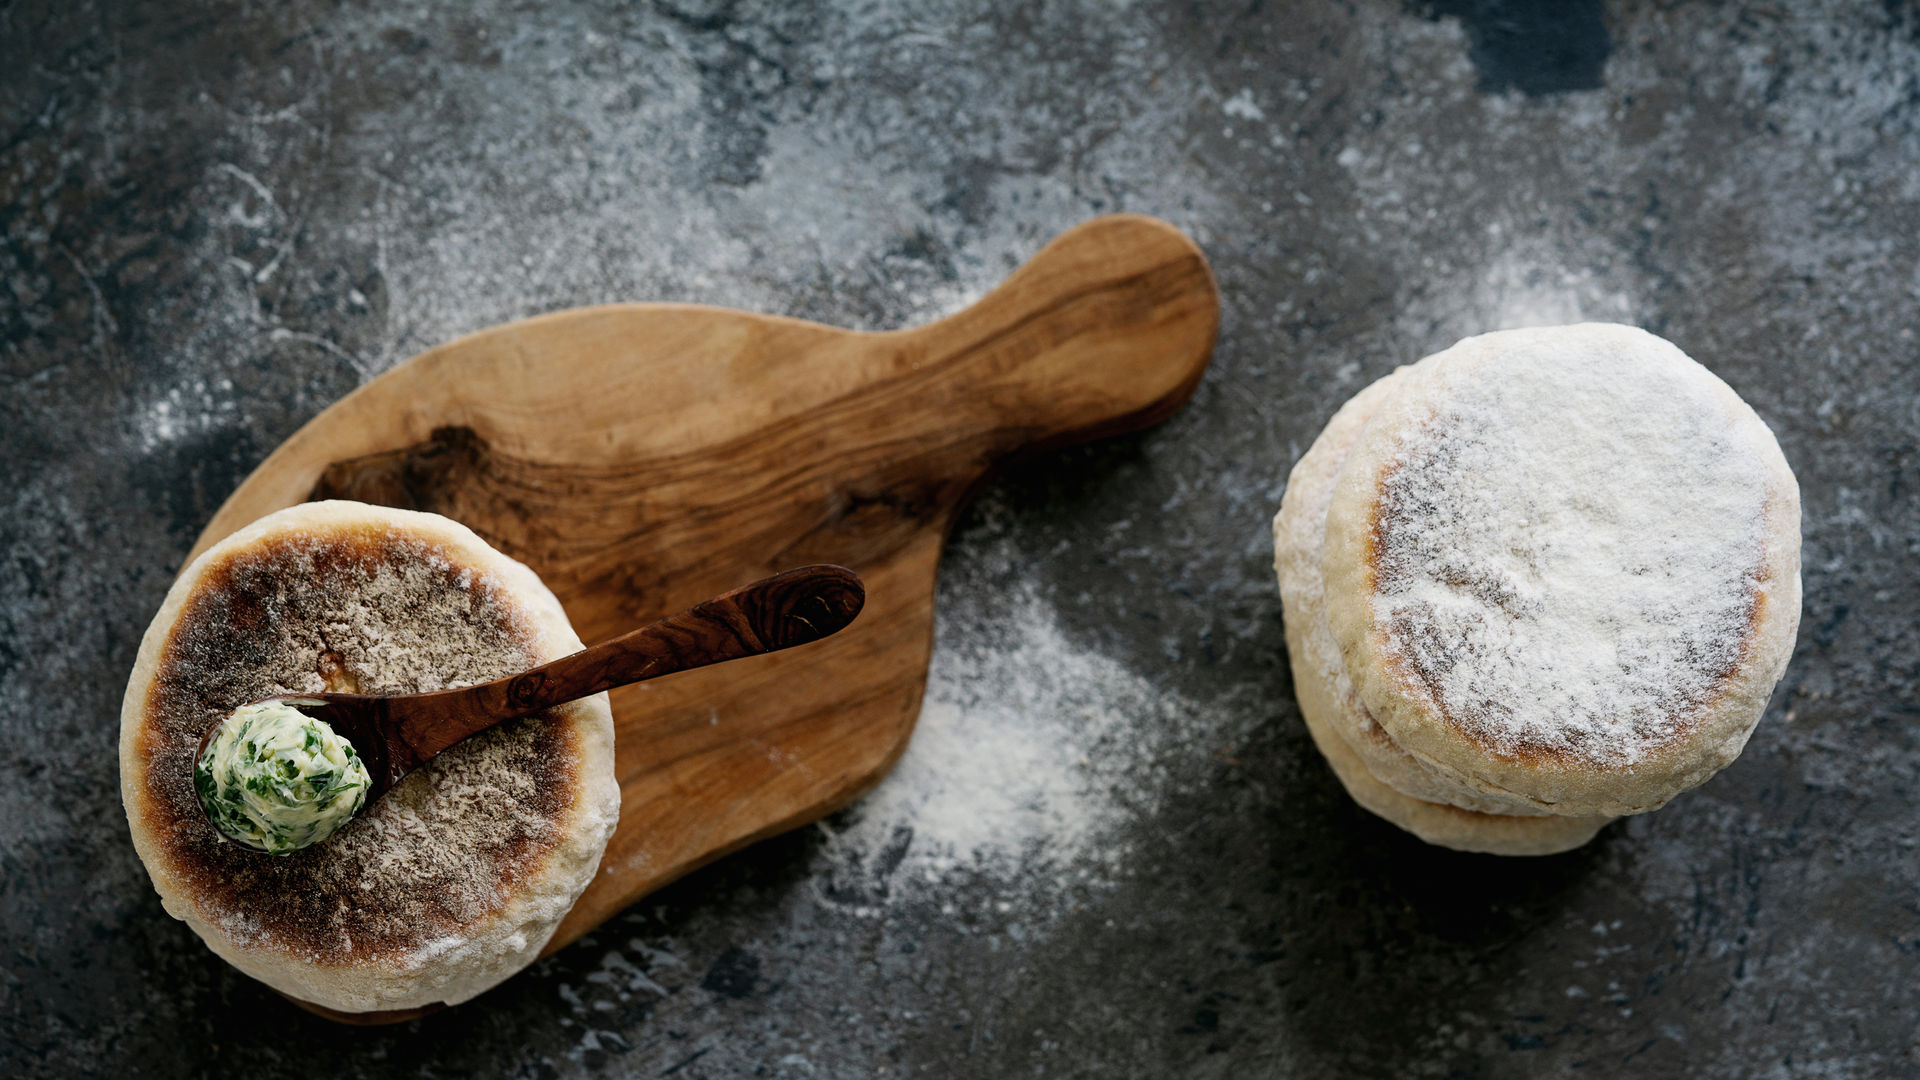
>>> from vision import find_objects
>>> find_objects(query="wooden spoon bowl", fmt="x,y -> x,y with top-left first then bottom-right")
186,214 -> 1218,1021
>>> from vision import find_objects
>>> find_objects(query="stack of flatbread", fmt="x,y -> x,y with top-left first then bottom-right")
1273,324 -> 1801,855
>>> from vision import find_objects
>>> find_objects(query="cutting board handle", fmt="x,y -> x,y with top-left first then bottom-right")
886,214 -> 1218,457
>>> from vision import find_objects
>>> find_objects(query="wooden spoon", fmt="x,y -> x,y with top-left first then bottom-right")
198,564 -> 864,842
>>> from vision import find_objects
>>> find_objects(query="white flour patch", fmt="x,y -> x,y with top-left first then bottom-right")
134,377 -> 239,453
813,579 -> 1202,914
1471,247 -> 1636,333
1222,88 -> 1265,121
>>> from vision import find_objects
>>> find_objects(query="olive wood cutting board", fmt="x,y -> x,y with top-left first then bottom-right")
185,214 -> 1218,1022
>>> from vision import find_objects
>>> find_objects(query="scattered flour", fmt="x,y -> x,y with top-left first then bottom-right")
1470,247 -> 1636,334
813,577 -> 1201,913
1221,88 -> 1265,121
135,377 -> 239,454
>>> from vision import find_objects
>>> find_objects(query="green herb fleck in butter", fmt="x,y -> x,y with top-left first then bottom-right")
195,700 -> 371,855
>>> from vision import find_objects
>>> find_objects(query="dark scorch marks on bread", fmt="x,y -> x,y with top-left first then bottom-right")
138,525 -> 578,962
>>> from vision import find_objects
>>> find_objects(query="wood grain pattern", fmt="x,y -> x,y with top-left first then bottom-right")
186,214 -> 1217,1020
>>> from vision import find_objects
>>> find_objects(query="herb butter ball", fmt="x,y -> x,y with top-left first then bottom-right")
195,700 -> 371,854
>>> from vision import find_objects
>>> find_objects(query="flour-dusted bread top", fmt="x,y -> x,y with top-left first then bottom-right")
1276,370 -> 1612,855
1321,324 -> 1801,816
1275,367 -> 1554,817
120,501 -> 619,1014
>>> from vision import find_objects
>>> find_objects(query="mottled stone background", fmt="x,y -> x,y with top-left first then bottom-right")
4,1 -> 1917,1077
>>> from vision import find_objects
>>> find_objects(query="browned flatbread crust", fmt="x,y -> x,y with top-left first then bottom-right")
120,501 -> 618,1013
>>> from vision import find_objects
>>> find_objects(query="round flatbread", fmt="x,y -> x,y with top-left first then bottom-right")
120,501 -> 619,1013
1322,324 -> 1801,817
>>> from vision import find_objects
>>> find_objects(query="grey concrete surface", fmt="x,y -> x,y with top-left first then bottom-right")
4,1 -> 1917,1076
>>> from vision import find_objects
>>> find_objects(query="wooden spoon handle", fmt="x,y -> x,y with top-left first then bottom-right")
390,565 -> 865,761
